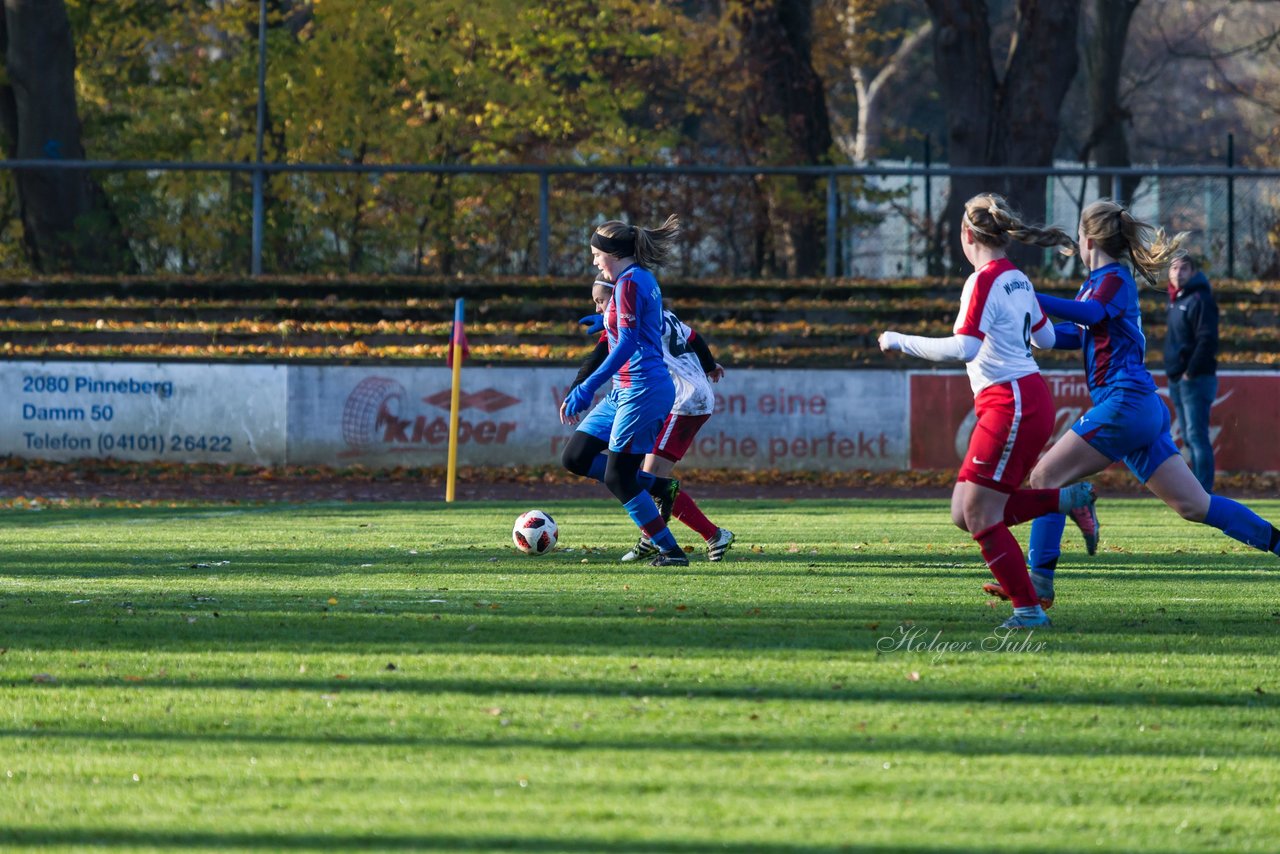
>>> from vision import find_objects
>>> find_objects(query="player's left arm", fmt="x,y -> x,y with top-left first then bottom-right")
1040,269 -> 1135,327
1038,292 -> 1106,326
575,281 -> 641,394
686,329 -> 719,372
878,331 -> 981,362
685,330 -> 725,382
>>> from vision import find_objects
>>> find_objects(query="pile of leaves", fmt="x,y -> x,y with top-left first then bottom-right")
5,457 -> 1280,509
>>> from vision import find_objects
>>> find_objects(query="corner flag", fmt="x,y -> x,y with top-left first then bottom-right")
446,297 -> 467,502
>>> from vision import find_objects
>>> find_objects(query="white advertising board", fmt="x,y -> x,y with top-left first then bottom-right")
7,360 -> 1276,474
0,362 -> 287,465
285,366 -> 910,471
1,362 -> 910,471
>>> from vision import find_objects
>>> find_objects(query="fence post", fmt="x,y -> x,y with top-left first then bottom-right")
1227,134 -> 1235,279
539,171 -> 550,277
251,0 -> 268,277
924,137 -> 938,276
826,172 -> 838,278
923,136 -> 932,228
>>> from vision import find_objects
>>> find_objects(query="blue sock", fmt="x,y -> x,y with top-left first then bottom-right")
1204,495 -> 1280,554
584,453 -> 607,482
650,528 -> 678,552
1029,514 -> 1066,576
622,493 -> 678,552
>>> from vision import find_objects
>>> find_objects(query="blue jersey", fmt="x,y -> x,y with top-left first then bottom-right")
603,264 -> 672,390
1075,262 -> 1157,398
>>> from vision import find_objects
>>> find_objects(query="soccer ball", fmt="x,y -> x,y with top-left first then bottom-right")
512,510 -> 558,556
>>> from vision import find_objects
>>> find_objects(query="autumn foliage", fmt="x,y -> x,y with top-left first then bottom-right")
2,274 -> 1278,368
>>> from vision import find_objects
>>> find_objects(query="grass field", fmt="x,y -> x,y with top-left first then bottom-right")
2,497 -> 1279,853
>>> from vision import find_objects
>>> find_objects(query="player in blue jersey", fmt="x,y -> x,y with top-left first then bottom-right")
573,279 -> 735,563
559,215 -> 690,567
985,200 -> 1280,609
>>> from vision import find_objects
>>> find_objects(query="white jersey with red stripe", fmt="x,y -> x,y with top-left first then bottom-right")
660,310 -> 715,415
954,258 -> 1049,395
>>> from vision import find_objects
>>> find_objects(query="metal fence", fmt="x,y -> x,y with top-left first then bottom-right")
3,158 -> 1279,279
845,162 -> 1280,280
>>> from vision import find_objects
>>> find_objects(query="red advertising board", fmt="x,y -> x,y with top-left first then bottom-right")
910,371 -> 1280,473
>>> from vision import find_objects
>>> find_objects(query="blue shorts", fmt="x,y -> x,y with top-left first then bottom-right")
576,384 -> 676,454
1072,388 -> 1179,482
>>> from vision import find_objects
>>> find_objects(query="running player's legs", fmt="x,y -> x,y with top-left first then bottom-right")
953,376 -> 1053,616
641,414 -> 689,528
953,377 -> 1061,532
956,375 -> 1054,504
1119,399 -> 1179,484
645,413 -> 722,544
1026,390 -> 1164,489
1027,390 -> 1165,575
650,413 -> 711,467
565,391 -> 665,494
562,394 -> 617,482
608,387 -> 675,455
1143,420 -> 1280,557
608,387 -> 683,559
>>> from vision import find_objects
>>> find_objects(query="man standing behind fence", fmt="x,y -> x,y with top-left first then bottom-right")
1164,253 -> 1219,493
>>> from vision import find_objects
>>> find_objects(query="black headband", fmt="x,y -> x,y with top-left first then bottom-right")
590,229 -> 636,258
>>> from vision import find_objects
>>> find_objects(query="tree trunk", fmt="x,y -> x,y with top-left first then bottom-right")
846,17 -> 933,163
925,0 -> 1080,272
734,0 -> 834,277
1084,0 -> 1142,204
0,0 -> 136,272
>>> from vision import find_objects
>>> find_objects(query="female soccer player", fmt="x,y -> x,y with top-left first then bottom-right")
573,280 -> 735,562
1005,200 -> 1280,606
560,216 -> 690,567
878,194 -> 1096,629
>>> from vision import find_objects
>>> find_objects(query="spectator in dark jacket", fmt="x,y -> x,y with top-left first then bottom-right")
1164,253 -> 1219,492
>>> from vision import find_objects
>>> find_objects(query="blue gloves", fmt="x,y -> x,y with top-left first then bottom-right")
563,383 -> 597,418
578,313 -> 604,335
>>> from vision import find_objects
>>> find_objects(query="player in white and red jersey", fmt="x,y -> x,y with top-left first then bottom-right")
573,280 -> 735,562
878,193 -> 1095,630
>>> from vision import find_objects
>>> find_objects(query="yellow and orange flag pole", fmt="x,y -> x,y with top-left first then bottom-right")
445,298 -> 469,502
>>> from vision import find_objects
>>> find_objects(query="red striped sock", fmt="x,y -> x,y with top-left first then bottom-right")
973,523 -> 1037,608
672,491 -> 719,540
1003,488 -> 1060,527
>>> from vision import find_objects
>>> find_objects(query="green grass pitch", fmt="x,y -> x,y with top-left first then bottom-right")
2,497 -> 1279,852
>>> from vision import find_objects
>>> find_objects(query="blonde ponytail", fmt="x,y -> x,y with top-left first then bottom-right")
964,194 -> 1076,255
1081,200 -> 1187,286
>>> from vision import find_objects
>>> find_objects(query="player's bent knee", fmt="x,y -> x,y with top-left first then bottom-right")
1026,469 -> 1053,489
964,512 -> 1000,535
560,447 -> 587,475
1176,500 -> 1207,523
602,469 -> 640,502
560,441 -> 596,477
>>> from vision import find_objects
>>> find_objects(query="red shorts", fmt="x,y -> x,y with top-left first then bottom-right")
651,413 -> 711,462
957,373 -> 1054,494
